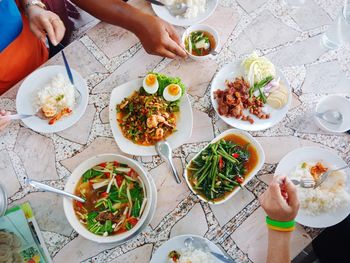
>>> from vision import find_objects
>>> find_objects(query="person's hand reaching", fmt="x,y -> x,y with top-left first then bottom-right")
259,176 -> 300,221
0,110 -> 11,132
135,14 -> 187,59
27,6 -> 66,46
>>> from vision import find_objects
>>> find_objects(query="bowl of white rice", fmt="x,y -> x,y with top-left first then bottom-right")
275,147 -> 350,228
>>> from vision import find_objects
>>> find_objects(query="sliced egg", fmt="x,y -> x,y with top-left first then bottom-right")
163,84 -> 182,102
143,74 -> 159,94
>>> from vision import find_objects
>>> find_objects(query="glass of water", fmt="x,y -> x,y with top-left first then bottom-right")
322,1 -> 350,49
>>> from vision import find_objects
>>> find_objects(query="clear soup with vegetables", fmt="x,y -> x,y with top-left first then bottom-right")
74,161 -> 147,236
184,30 -> 216,56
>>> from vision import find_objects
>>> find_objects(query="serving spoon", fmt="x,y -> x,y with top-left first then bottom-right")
315,109 -> 343,125
146,0 -> 188,16
26,178 -> 85,203
184,237 -> 235,263
156,141 -> 181,184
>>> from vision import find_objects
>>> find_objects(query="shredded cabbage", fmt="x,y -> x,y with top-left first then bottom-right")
242,52 -> 276,86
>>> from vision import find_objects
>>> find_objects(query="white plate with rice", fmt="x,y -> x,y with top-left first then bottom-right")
151,0 -> 218,27
275,147 -> 350,228
16,65 -> 88,133
150,234 -> 225,263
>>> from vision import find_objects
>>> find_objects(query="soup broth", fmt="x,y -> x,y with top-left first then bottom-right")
185,30 -> 216,56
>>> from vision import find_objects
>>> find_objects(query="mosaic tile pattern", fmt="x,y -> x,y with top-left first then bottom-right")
1,0 -> 350,262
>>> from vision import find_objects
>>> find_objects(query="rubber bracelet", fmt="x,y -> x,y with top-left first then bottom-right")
266,216 -> 295,229
267,224 -> 295,232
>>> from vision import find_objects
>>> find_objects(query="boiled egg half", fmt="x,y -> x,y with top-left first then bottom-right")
163,84 -> 182,102
143,74 -> 159,94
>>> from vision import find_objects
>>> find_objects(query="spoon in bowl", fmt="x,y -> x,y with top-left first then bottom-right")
155,141 -> 181,184
26,178 -> 85,203
315,109 -> 343,125
145,0 -> 188,16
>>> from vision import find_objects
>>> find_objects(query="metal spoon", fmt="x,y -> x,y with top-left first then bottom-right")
146,0 -> 188,16
184,237 -> 235,263
315,109 -> 343,125
26,178 -> 85,203
155,141 -> 181,184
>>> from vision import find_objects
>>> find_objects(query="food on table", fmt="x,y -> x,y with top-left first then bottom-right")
214,52 -> 289,124
116,73 -> 185,145
162,0 -> 206,19
0,231 -> 22,263
290,161 -> 350,215
143,73 -> 159,94
184,30 -> 216,56
167,247 -> 214,263
35,73 -> 75,125
187,134 -> 258,202
73,161 -> 147,236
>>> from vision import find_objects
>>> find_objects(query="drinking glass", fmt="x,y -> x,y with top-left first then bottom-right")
322,1 -> 350,49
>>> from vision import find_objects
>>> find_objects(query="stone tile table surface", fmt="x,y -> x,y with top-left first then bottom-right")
1,0 -> 350,262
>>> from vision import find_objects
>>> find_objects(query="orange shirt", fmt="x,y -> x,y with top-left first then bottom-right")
0,10 -> 48,95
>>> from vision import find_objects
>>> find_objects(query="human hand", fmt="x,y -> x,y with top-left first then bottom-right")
135,14 -> 187,59
0,110 -> 11,132
259,176 -> 300,221
27,6 -> 66,46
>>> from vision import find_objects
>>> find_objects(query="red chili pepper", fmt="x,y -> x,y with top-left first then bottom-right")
115,227 -> 127,234
113,161 -> 119,167
218,155 -> 224,170
236,177 -> 244,184
99,162 -> 107,168
101,192 -> 108,198
116,175 -> 123,187
104,172 -> 111,178
127,168 -> 135,177
232,153 -> 240,158
128,217 -> 138,226
75,200 -> 83,208
88,180 -> 94,186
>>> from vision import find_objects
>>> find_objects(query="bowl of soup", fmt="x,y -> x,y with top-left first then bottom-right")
63,154 -> 153,243
184,129 -> 265,205
182,24 -> 220,61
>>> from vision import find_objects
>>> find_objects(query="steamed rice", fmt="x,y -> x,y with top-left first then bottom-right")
168,247 -> 214,263
161,0 -> 206,19
291,162 -> 350,215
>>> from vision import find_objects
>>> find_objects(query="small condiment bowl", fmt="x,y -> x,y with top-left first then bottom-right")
63,154 -> 153,243
314,95 -> 350,133
181,24 -> 220,61
184,129 -> 265,205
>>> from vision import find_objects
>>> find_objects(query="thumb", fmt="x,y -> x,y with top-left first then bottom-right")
284,177 -> 299,209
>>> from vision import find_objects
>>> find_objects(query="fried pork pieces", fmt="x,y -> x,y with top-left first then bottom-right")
214,77 -> 270,124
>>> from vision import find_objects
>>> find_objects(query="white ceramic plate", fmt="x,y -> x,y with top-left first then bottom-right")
150,235 -> 224,263
16,65 -> 88,133
63,154 -> 156,243
109,78 -> 193,156
184,129 -> 265,205
151,0 -> 218,27
210,61 -> 291,131
275,147 -> 350,228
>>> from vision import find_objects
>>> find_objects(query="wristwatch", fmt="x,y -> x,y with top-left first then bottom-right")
25,0 -> 47,11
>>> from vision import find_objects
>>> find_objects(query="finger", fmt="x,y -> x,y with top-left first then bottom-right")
269,182 -> 286,203
41,17 -> 57,45
155,47 -> 177,59
165,39 -> 187,58
167,25 -> 182,46
29,24 -> 46,41
284,177 -> 299,208
52,18 -> 66,44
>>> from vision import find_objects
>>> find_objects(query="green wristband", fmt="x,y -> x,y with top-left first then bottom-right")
266,216 -> 295,229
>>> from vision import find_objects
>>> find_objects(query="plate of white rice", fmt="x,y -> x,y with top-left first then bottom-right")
16,65 -> 88,133
151,0 -> 218,27
150,234 -> 225,263
275,147 -> 350,228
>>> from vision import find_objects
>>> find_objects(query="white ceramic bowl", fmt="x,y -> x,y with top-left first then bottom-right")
63,154 -> 153,243
181,24 -> 220,61
184,129 -> 265,205
314,95 -> 350,133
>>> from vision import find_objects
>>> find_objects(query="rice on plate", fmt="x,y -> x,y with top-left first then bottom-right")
168,247 -> 214,263
291,161 -> 350,216
161,0 -> 206,19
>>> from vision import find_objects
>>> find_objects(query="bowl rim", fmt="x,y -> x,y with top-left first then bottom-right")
315,95 -> 350,133
63,153 -> 153,243
184,129 -> 265,205
181,24 -> 220,59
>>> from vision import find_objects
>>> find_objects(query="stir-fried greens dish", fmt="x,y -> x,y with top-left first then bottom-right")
184,30 -> 216,56
116,73 -> 185,145
187,134 -> 258,202
74,161 -> 146,236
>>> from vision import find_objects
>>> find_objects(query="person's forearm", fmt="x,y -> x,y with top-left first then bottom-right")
71,0 -> 147,35
267,229 -> 292,263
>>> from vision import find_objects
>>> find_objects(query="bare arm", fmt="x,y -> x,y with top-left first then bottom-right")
71,0 -> 186,58
259,176 -> 300,263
